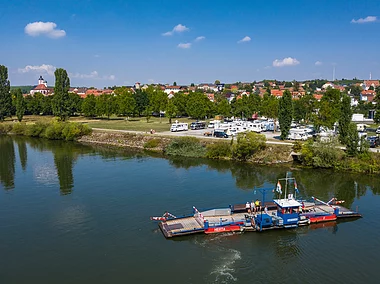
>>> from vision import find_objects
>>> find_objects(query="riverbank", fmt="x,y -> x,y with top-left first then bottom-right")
78,129 -> 294,164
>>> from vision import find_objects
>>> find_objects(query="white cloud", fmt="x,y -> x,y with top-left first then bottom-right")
94,54 -> 100,58
273,57 -> 300,67
24,21 -> 66,38
18,64 -> 56,76
351,16 -> 377,24
70,71 -> 115,80
162,24 -> 189,36
238,36 -> 251,43
315,61 -> 322,66
195,36 -> 205,42
178,43 -> 191,49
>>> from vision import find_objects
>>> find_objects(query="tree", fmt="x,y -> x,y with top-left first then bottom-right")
115,89 -> 135,117
278,90 -> 293,140
14,88 -> 26,122
82,94 -> 97,117
0,65 -> 11,121
173,81 -> 177,86
172,92 -> 188,116
338,94 -> 352,145
52,68 -> 70,121
165,99 -> 178,124
214,80 -> 220,85
133,90 -> 149,116
96,94 -> 116,119
345,123 -> 359,156
186,92 -> 213,119
314,88 -> 341,130
217,99 -> 231,117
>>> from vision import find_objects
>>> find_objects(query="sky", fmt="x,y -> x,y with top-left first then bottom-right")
1,0 -> 380,87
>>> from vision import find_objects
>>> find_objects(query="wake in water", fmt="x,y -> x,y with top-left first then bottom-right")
210,248 -> 241,283
193,233 -> 242,283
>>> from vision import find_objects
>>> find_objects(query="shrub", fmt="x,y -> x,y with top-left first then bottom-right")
292,141 -> 302,152
144,138 -> 161,149
300,138 -> 344,168
0,123 -> 13,134
25,122 -> 48,137
206,142 -> 231,159
165,136 -> 206,157
62,123 -> 92,141
232,132 -> 266,160
44,121 -> 65,140
11,123 -> 27,135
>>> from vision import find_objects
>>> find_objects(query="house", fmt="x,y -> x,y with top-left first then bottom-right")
322,82 -> 334,89
69,87 -> 87,98
30,76 -> 53,96
164,86 -> 182,95
206,93 -> 214,102
360,90 -> 376,102
271,89 -> 283,98
364,80 -> 380,90
313,94 -> 323,101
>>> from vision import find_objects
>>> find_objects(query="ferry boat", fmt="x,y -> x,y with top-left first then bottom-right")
150,174 -> 362,238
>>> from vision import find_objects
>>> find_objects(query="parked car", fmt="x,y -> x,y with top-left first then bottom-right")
213,130 -> 229,138
367,136 -> 379,148
376,127 -> 380,134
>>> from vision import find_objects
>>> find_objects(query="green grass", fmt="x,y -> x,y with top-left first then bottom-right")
2,115 -> 203,133
84,117 -> 201,132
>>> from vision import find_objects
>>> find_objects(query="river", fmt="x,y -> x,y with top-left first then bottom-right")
0,136 -> 379,284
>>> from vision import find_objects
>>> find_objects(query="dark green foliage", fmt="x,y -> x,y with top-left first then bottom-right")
165,136 -> 206,157
338,95 -> 353,145
0,65 -> 11,121
133,90 -> 149,116
14,88 -> 26,122
186,92 -> 214,119
52,68 -> 71,121
279,90 -> 293,140
314,88 -> 341,130
232,132 -> 266,160
143,139 -> 160,149
300,138 -> 344,168
293,94 -> 316,123
205,142 -> 231,159
165,99 -> 178,124
96,94 -> 116,119
68,92 -> 82,116
82,94 -> 97,117
25,122 -> 48,137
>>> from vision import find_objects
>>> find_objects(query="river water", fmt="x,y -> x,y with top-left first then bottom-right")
0,136 -> 379,284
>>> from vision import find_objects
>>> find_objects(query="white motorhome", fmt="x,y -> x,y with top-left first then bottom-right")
170,122 -> 188,132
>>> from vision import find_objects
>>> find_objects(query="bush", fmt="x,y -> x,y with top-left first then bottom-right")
300,138 -> 344,168
11,123 -> 27,135
292,141 -> 302,152
0,123 -> 13,134
206,142 -> 231,159
232,132 -> 266,160
44,121 -> 65,140
165,136 -> 206,157
25,122 -> 48,137
144,138 -> 161,149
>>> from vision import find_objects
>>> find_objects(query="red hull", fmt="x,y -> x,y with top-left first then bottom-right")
309,214 -> 337,223
205,224 -> 242,234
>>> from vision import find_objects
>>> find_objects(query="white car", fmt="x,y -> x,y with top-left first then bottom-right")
376,127 -> 380,134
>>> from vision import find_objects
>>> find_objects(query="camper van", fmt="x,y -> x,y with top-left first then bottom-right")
190,121 -> 206,130
170,122 -> 188,132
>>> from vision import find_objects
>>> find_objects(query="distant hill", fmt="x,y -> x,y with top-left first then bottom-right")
10,86 -> 34,94
10,85 -> 53,94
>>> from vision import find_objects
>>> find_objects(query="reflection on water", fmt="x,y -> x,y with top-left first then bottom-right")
1,136 -> 379,203
0,136 -> 15,190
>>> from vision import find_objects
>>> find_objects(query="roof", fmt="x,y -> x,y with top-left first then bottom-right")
273,198 -> 302,208
34,84 -> 48,90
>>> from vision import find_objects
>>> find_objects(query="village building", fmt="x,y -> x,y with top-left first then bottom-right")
30,76 -> 53,96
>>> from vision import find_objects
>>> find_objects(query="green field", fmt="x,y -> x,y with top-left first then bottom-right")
2,115 -> 202,133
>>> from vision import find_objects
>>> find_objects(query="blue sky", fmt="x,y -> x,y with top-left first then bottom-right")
1,0 -> 380,87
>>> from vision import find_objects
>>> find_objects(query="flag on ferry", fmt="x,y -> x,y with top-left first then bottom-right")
294,181 -> 299,194
276,181 -> 282,194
